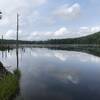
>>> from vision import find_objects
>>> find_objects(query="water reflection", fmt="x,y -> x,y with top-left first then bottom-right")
16,47 -> 19,70
0,48 -> 100,100
49,46 -> 100,57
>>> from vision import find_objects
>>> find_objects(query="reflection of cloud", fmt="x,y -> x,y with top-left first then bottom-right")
31,52 -> 38,57
54,52 -> 68,61
50,69 -> 80,85
80,59 -> 88,63
1,48 -> 100,74
79,54 -> 100,63
67,75 -> 79,84
91,56 -> 100,63
24,49 -> 100,64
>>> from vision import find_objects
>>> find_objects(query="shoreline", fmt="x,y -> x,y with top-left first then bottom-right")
0,62 -> 20,100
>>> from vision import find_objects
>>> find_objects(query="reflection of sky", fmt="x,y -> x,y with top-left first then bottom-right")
25,48 -> 100,63
0,48 -> 100,70
0,48 -> 100,82
1,48 -> 100,100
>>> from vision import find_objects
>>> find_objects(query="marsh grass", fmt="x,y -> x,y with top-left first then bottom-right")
0,69 -> 21,100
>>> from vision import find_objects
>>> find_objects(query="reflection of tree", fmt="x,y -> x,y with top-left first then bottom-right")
50,46 -> 100,58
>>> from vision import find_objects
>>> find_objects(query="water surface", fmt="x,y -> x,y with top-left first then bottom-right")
0,48 -> 100,100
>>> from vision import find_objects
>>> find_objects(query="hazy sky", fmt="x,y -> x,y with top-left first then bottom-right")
0,0 -> 100,40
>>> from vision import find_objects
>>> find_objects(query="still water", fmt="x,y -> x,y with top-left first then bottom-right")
1,48 -> 100,100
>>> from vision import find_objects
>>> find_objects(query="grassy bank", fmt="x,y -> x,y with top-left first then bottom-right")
0,69 -> 20,100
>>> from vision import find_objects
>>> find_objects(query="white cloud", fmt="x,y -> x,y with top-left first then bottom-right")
27,27 -> 70,40
4,29 -> 23,39
3,26 -> 100,40
78,26 -> 100,36
91,26 -> 100,33
53,3 -> 81,20
0,0 -> 47,31
27,26 -> 100,40
54,27 -> 69,36
4,30 -> 16,39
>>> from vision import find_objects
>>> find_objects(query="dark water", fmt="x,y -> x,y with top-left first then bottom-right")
0,48 -> 100,100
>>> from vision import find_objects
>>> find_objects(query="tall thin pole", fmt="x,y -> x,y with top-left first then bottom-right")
1,35 -> 3,47
0,11 -> 2,48
16,13 -> 19,50
16,13 -> 19,69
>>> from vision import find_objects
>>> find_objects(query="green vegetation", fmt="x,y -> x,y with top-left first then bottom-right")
0,39 -> 33,45
0,69 -> 20,100
14,69 -> 21,80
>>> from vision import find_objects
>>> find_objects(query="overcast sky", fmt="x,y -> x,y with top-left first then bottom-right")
0,0 -> 100,40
